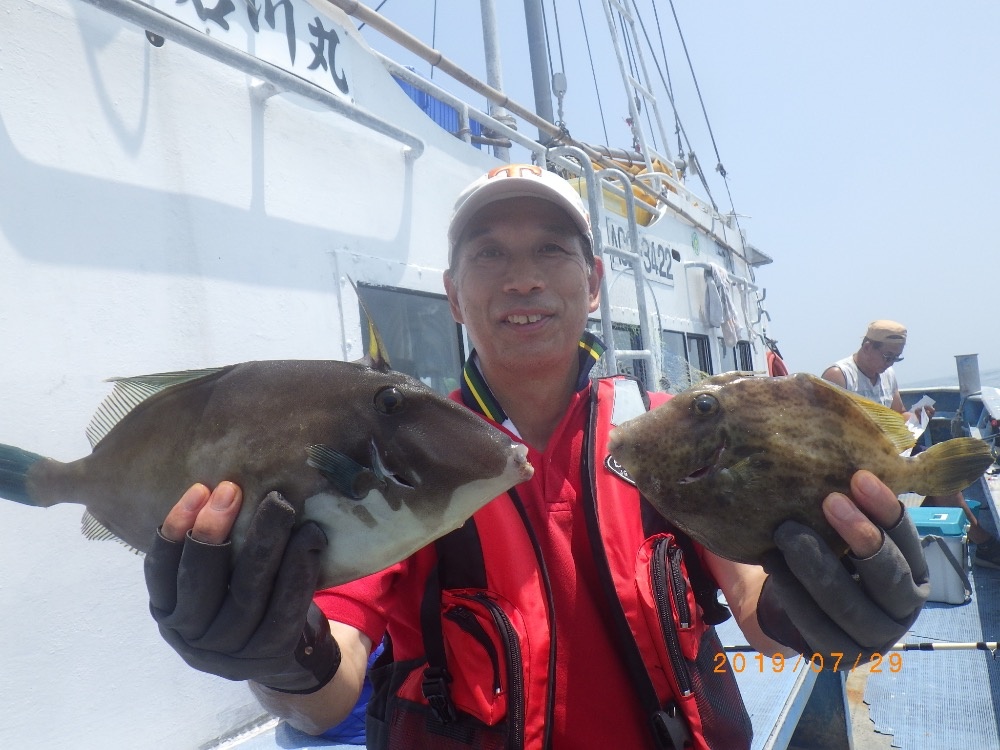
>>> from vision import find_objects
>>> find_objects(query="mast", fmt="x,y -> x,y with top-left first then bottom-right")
523,0 -> 555,143
480,0 -> 511,160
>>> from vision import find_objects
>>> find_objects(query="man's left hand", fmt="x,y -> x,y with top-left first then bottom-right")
757,470 -> 930,662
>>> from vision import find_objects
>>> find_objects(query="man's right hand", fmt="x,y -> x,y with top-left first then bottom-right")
144,483 -> 341,694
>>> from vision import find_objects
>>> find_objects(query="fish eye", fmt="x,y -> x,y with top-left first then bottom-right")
692,393 -> 720,417
373,386 -> 405,415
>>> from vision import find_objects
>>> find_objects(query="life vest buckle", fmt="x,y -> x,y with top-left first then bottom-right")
651,702 -> 693,749
421,666 -> 457,725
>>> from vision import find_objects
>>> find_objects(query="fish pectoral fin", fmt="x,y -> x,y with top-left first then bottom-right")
87,367 -> 231,448
80,511 -> 144,556
306,444 -> 383,500
719,456 -> 762,495
839,388 -> 916,453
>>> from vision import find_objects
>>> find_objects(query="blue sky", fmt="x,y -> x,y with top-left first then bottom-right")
356,1 -> 999,387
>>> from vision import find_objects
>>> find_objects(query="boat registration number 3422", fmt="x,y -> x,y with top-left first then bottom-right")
604,222 -> 676,284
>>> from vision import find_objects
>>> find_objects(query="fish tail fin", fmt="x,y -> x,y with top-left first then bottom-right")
0,443 -> 46,505
910,438 -> 994,495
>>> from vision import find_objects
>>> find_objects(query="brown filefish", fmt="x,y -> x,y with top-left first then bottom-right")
607,372 -> 993,565
0,327 -> 532,588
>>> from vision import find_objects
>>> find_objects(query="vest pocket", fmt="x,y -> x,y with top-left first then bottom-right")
635,535 -> 702,697
441,589 -> 526,741
633,535 -> 753,750
650,536 -> 695,695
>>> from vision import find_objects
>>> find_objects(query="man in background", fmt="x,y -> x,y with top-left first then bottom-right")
823,320 -> 1000,567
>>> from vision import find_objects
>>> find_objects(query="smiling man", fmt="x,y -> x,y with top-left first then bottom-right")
146,166 -> 929,750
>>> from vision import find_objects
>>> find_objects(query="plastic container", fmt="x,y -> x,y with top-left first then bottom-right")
907,507 -> 970,604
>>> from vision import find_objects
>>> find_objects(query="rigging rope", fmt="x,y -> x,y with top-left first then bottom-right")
630,4 -> 714,206
663,0 -> 743,236
665,0 -> 723,175
550,0 -> 569,127
550,0 -> 568,83
540,1 -> 569,128
576,0 -> 610,145
430,0 -> 438,79
622,4 -> 660,154
615,9 -> 642,153
540,0 -> 556,88
647,0 -> 684,161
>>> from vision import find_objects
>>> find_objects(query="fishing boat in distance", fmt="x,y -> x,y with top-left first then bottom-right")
9,2 -> 994,749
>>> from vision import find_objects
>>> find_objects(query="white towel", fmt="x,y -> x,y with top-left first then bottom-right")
706,263 -> 745,347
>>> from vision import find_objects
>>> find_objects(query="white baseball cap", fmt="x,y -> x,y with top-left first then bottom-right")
447,164 -> 593,266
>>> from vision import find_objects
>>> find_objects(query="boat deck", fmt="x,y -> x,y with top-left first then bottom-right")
857,473 -> 1000,749
717,473 -> 1000,750
861,564 -> 1000,748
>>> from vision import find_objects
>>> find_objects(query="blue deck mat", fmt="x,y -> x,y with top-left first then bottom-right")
864,499 -> 1000,749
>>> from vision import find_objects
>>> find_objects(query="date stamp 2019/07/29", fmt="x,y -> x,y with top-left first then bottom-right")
713,651 -> 904,674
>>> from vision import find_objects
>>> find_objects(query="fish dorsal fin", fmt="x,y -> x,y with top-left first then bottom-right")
80,510 -> 144,556
86,368 -> 227,448
347,276 -> 391,372
837,385 -> 916,453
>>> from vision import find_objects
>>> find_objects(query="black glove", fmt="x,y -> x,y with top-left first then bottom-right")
144,491 -> 341,694
757,504 -> 930,663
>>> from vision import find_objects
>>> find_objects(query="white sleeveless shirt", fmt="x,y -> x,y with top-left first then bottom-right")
830,356 -> 898,408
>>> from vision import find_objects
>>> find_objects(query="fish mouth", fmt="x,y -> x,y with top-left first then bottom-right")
678,443 -> 724,484
511,443 -> 534,481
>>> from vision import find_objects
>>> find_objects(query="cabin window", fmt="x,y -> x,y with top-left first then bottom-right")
735,341 -> 753,371
659,330 -> 690,393
659,330 -> 714,393
688,334 -> 713,378
585,320 -> 648,383
609,323 -> 647,383
357,285 -> 464,396
583,322 -> 717,393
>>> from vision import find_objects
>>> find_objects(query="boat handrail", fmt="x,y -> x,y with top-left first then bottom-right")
682,261 -> 759,293
84,0 -> 425,159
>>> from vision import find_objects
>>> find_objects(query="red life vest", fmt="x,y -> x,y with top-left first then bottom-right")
365,377 -> 751,750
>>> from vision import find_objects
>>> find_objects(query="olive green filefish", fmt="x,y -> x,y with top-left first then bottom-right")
607,372 -> 992,565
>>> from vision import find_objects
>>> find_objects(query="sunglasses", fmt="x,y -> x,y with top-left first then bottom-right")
870,341 -> 904,364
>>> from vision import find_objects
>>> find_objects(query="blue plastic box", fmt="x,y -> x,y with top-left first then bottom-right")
906,507 -> 970,604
